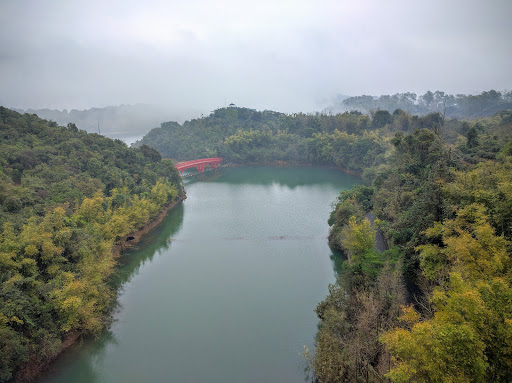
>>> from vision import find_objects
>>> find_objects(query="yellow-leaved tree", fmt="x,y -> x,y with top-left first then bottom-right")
382,204 -> 512,382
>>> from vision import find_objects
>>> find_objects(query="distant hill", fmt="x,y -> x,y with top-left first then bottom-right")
134,106 -> 391,172
322,90 -> 512,119
12,104 -> 197,142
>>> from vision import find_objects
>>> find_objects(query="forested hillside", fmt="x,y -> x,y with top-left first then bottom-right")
315,110 -> 512,382
0,107 -> 183,382
323,89 -> 512,119
136,106 -> 481,174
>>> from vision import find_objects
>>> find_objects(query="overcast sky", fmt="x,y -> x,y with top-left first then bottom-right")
1,0 -> 511,114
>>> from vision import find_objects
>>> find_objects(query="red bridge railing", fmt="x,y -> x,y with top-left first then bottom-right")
175,157 -> 223,176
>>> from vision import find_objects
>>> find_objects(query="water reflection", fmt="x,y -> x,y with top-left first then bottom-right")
329,248 -> 347,279
185,167 -> 360,189
111,203 -> 185,289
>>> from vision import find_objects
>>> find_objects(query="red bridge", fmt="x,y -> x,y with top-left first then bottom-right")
175,157 -> 223,176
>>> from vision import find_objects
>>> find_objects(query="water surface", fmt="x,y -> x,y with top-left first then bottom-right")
40,167 -> 359,383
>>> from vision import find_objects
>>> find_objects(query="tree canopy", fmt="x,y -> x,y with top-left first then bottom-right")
314,107 -> 512,382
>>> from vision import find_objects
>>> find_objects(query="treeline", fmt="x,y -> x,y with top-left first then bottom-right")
314,110 -> 512,382
136,106 -> 487,174
324,89 -> 512,119
0,107 -> 183,382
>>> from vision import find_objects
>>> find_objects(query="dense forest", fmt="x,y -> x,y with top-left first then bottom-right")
0,107 -> 183,382
323,89 -> 512,119
315,109 -> 512,382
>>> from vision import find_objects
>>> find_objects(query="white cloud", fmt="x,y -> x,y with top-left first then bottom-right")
0,0 -> 510,112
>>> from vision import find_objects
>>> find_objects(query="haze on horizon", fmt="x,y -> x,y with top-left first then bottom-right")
1,0 -> 511,115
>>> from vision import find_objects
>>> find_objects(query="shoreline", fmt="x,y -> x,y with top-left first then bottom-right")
112,194 -> 187,258
13,194 -> 186,383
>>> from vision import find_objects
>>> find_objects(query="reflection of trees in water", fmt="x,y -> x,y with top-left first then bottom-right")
329,248 -> 346,279
77,330 -> 117,383
109,203 -> 185,290
40,330 -> 117,383
187,167 -> 360,189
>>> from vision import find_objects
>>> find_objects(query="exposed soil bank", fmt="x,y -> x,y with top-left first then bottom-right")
13,194 -> 186,383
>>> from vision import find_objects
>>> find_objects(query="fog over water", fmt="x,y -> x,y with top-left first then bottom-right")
1,0 -> 511,114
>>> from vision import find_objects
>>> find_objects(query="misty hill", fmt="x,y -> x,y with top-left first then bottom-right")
323,89 -> 512,118
12,104 -> 196,141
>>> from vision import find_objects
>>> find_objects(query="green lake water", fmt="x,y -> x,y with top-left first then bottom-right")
39,167 -> 359,383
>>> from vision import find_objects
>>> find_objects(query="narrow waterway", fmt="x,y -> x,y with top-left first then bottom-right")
39,167 -> 360,383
